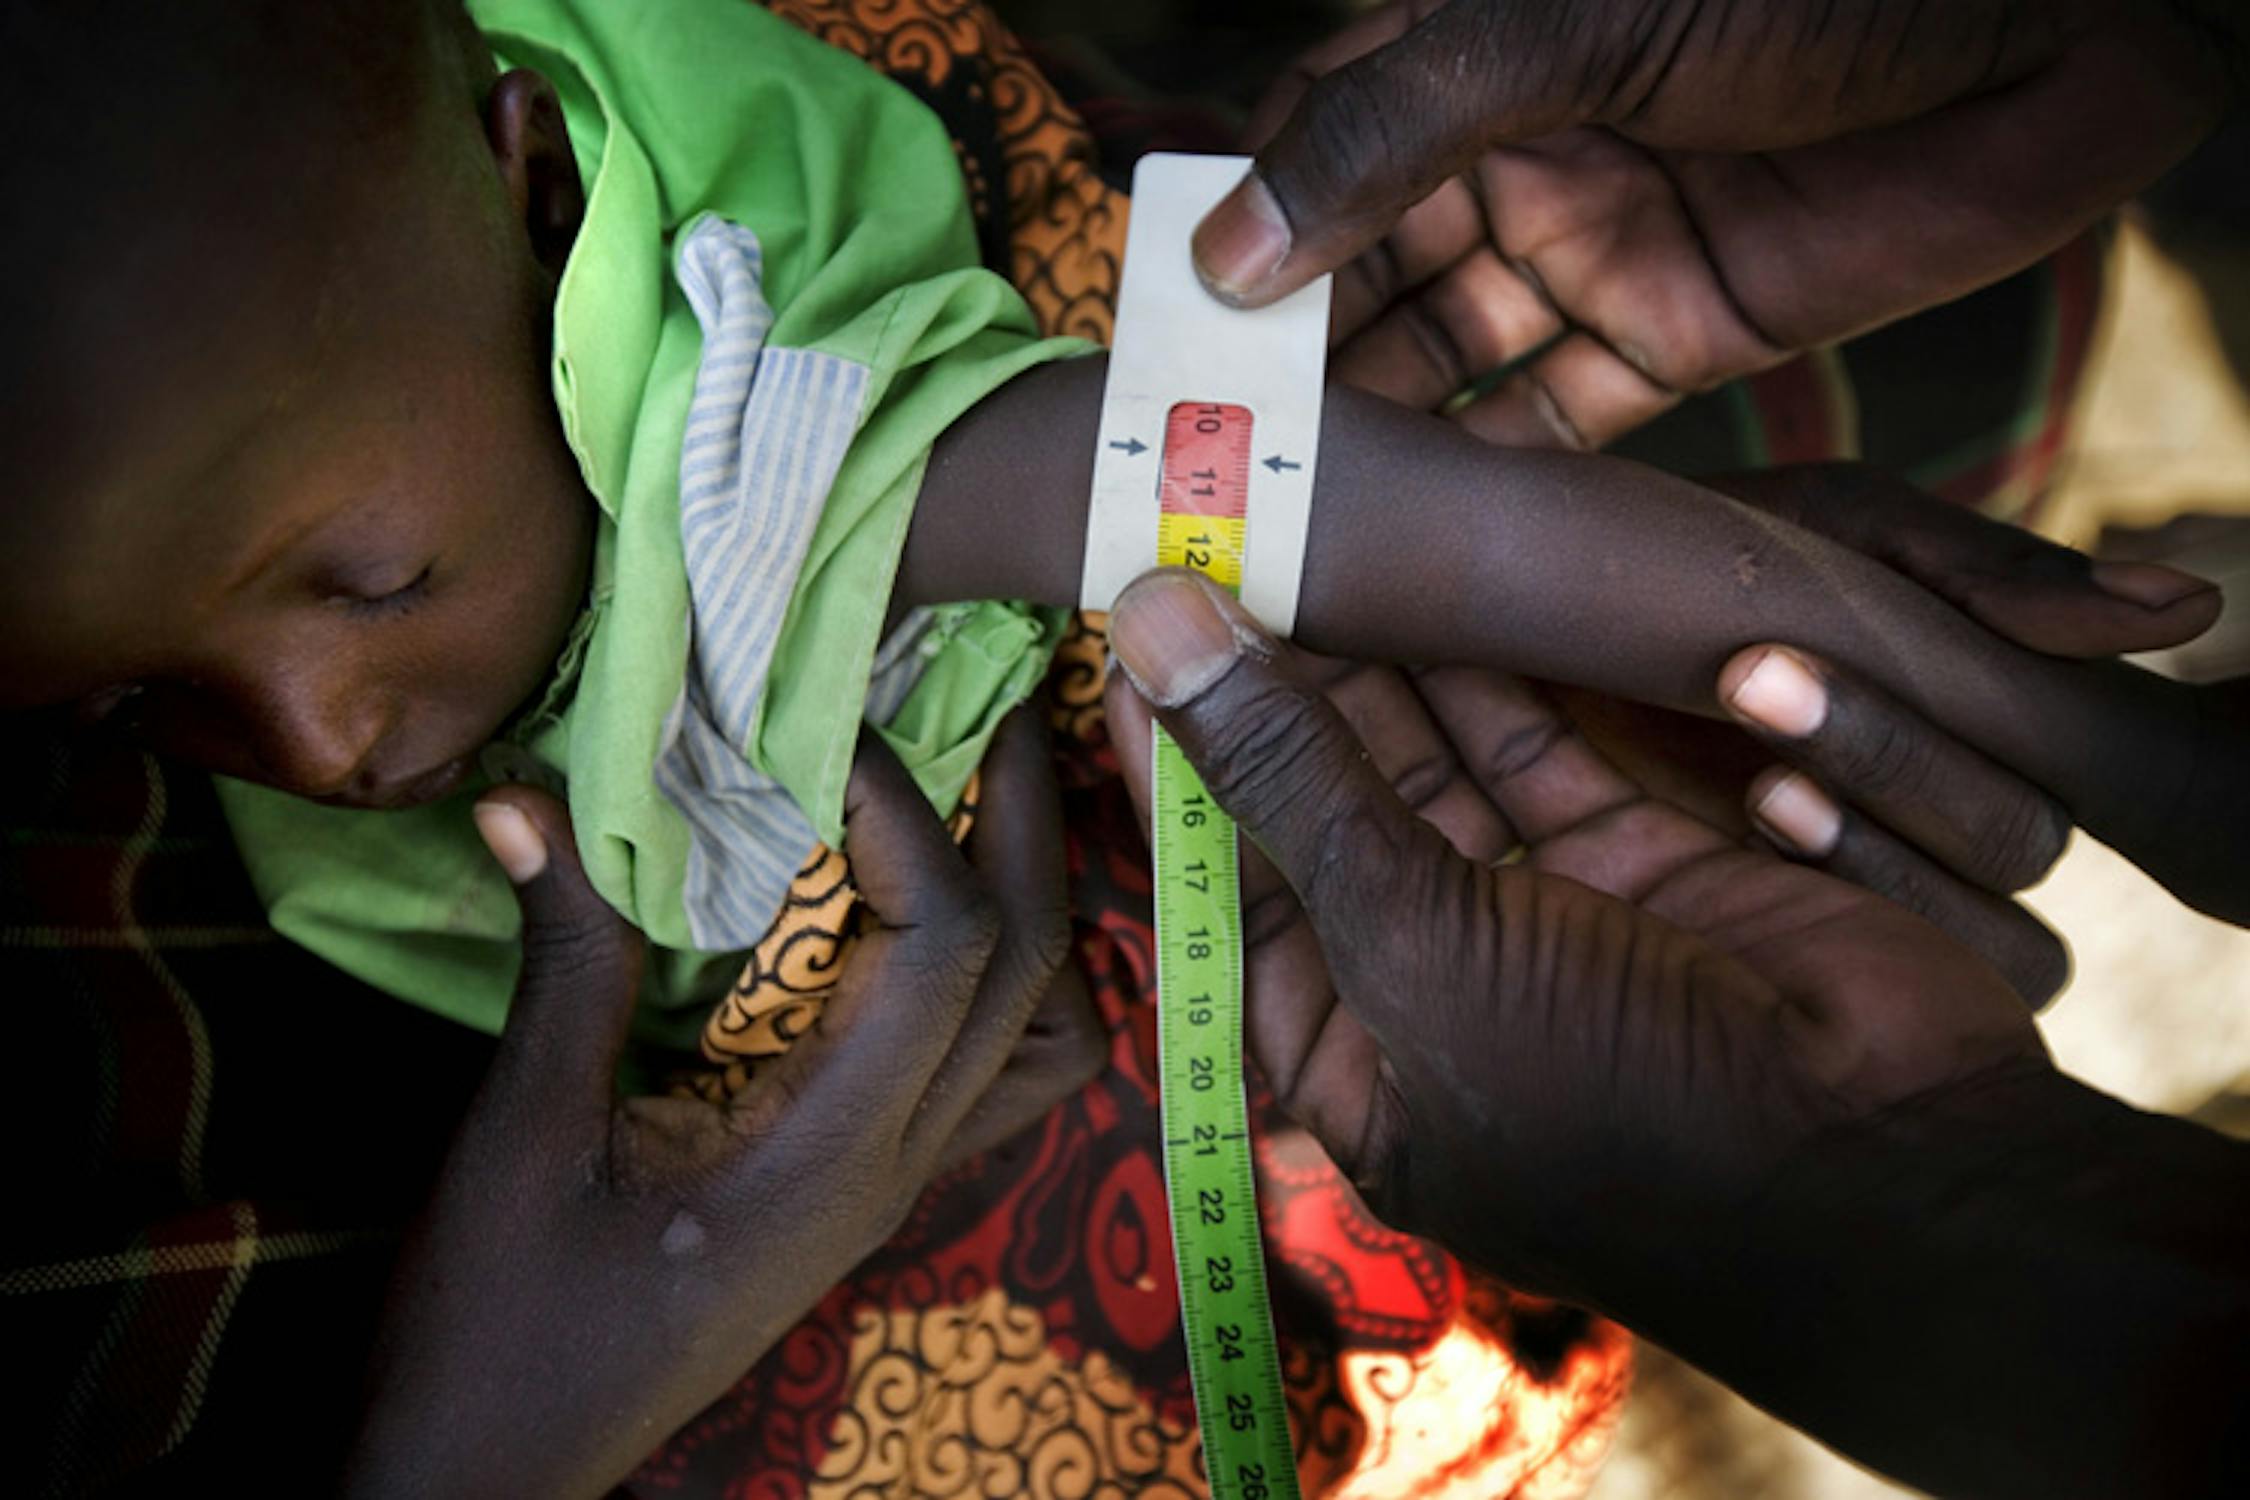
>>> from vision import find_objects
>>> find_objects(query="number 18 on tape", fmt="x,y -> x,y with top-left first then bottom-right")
1083,153 -> 1330,1500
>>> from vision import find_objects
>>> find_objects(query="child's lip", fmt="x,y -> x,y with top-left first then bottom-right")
315,756 -> 473,811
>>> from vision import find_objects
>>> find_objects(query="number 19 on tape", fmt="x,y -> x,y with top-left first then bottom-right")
1153,400 -> 1299,1500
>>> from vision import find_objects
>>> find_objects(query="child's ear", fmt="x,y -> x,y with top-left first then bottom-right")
484,69 -> 582,277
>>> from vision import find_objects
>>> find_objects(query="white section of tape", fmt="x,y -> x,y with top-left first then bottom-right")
1080,153 -> 1332,636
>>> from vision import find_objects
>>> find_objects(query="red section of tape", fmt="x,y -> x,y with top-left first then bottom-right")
1161,403 -> 1252,520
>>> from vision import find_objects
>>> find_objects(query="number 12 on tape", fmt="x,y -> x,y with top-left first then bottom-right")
1087,153 -> 1329,1500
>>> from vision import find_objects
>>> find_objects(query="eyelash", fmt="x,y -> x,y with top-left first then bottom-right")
347,564 -> 435,618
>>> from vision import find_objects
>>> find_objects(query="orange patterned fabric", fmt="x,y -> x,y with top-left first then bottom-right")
652,4 -> 1632,1495
695,0 -> 1122,1093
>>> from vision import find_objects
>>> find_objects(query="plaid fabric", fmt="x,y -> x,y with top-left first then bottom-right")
1,732 -> 496,1491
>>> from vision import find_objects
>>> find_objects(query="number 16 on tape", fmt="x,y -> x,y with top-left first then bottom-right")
1083,153 -> 1330,1500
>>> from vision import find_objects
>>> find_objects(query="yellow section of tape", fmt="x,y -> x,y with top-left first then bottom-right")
1157,514 -> 1248,593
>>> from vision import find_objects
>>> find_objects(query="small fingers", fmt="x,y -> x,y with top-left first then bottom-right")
1104,659 -> 1372,1124
1702,465 -> 2222,657
1302,653 -> 1517,863
1722,645 -> 2069,893
1747,767 -> 2071,1006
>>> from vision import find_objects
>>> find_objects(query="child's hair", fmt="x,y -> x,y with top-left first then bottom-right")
0,0 -> 491,378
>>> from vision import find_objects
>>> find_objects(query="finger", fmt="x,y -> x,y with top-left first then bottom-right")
1332,246 -> 1565,413
1241,655 -> 1508,1139
933,967 -> 1105,1171
909,708 -> 1075,1141
473,787 -> 646,1136
1104,654 -> 1384,1122
1746,767 -> 2071,1007
1413,665 -> 1736,901
1720,645 -> 2069,894
1449,329 -> 1681,451
1239,0 -> 1422,153
1195,0 -> 1606,307
1300,653 -> 1516,863
1325,177 -> 1488,344
1106,568 -> 1450,1035
1701,466 -> 2223,658
731,734 -> 998,1149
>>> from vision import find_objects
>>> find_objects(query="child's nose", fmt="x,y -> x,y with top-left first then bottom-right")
246,669 -> 392,799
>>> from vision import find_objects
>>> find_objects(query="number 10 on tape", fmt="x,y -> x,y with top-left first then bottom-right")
1152,400 -> 1296,1500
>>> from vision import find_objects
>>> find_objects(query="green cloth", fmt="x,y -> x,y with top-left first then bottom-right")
217,0 -> 1086,1042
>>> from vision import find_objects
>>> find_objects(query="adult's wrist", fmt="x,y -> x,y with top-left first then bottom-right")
1631,1060 -> 2250,1497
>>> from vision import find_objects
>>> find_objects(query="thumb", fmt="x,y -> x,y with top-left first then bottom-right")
1192,0 -> 1596,308
1107,569 -> 1442,980
473,786 -> 645,1123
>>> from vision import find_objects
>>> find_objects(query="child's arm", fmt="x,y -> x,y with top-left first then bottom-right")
901,355 -> 2220,879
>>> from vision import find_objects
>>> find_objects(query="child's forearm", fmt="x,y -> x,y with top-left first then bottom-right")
906,354 -> 2203,851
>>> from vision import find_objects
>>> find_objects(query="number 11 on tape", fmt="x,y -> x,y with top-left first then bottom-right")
1085,153 -> 1330,1500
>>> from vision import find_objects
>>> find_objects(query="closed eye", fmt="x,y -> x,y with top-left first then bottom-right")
347,563 -> 434,618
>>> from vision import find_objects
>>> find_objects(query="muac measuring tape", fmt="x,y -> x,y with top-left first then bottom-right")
1082,153 -> 1331,1500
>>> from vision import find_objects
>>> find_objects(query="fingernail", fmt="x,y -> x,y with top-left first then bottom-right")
1751,771 -> 1842,858
1109,570 -> 1256,706
1192,172 -> 1290,304
474,799 -> 548,884
2088,560 -> 2217,611
1724,647 -> 1828,739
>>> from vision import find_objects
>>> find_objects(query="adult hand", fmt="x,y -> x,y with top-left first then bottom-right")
1100,568 -> 2250,1499
344,712 -> 1099,1498
1194,0 -> 2240,447
1102,567 -> 2044,1297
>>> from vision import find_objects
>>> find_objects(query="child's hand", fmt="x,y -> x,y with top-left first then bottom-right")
1698,466 -> 2250,931
345,711 -> 1094,1498
1195,0 -> 2236,447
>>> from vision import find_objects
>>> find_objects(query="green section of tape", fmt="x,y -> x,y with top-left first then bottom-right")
1154,727 -> 1300,1500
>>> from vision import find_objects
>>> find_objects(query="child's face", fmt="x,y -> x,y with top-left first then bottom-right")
1,69 -> 594,810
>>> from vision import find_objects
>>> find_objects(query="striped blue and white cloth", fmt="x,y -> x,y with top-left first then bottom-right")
654,216 -> 930,951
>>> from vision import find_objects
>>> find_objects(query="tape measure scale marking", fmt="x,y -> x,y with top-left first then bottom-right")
1153,398 -> 1301,1500
1158,401 -> 1252,591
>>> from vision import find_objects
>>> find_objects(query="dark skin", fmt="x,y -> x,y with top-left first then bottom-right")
6,1 -> 2245,1488
347,715 -> 1103,1496
5,7 -> 2229,919
1101,568 -> 2250,1500
1190,0 -> 2244,448
904,358 -> 2250,935
0,44 -> 593,809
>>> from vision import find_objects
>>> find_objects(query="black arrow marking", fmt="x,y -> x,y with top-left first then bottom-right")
1108,437 -> 1148,456
1263,454 -> 1301,473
